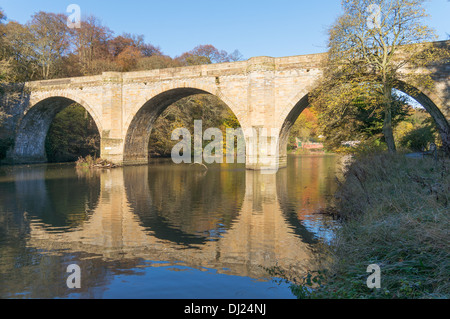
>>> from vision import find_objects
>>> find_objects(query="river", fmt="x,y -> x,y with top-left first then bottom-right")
0,155 -> 342,299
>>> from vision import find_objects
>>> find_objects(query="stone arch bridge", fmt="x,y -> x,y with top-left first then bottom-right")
7,41 -> 450,169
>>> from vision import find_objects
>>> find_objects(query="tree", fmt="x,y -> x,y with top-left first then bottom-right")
135,55 -> 182,71
0,8 -> 6,54
0,9 -> 20,158
228,49 -> 244,62
0,8 -> 8,84
2,21 -> 40,81
120,33 -> 162,57
70,15 -> 113,75
45,104 -> 100,162
148,94 -> 239,157
315,90 -> 410,151
395,106 -> 440,152
107,33 -> 162,71
116,46 -> 142,71
27,11 -> 71,79
0,9 -> 15,124
312,0 -> 449,154
108,35 -> 135,58
0,58 -> 10,125
176,45 -> 242,66
289,107 -> 319,150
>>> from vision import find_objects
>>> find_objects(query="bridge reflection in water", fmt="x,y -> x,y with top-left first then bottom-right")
0,156 -> 340,298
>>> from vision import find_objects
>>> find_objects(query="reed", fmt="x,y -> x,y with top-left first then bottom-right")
293,154 -> 449,299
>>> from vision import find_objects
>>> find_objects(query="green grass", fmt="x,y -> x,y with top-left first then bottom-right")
290,154 -> 449,299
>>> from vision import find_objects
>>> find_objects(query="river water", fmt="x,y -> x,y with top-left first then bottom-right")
0,155 -> 342,299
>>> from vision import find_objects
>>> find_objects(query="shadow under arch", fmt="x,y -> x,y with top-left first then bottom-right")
123,87 -> 245,165
123,164 -> 246,248
2,165 -> 101,232
12,96 -> 102,164
279,81 -> 450,156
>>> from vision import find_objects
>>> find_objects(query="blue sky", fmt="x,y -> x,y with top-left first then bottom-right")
1,0 -> 448,59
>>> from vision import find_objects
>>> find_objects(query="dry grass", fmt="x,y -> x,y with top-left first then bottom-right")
75,155 -> 119,169
296,154 -> 449,299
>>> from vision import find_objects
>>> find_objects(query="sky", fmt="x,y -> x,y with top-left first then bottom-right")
0,0 -> 449,59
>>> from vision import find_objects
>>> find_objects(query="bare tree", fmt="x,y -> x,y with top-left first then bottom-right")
176,45 -> 242,66
27,11 -> 70,79
70,15 -> 113,75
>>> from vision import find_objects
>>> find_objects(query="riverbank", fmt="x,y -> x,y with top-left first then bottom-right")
288,148 -> 327,156
291,153 -> 449,299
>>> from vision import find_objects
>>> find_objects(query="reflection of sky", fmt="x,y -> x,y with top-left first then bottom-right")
394,89 -> 423,109
1,156 -> 340,299
301,215 -> 338,245
68,263 -> 296,299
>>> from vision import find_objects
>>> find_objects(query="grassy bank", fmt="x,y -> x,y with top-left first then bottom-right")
292,154 -> 449,299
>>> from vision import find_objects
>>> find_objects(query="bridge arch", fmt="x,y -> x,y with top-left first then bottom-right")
279,81 -> 450,157
123,87 -> 246,165
13,94 -> 102,164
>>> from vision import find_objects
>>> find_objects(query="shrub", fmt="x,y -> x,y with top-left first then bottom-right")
400,126 -> 436,152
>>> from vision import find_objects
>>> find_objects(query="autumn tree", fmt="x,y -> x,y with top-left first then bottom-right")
0,9 -> 6,125
176,45 -> 243,66
135,54 -> 182,71
70,15 -> 113,75
45,103 -> 100,162
0,8 -> 8,84
0,9 -> 18,158
27,11 -> 71,79
2,21 -> 40,81
0,8 -> 6,55
311,0 -> 449,153
121,33 -> 162,57
0,10 -> 20,83
115,46 -> 142,71
148,95 -> 240,157
316,90 -> 410,151
289,107 -> 320,150
109,35 -> 135,58
0,10 -> 25,126
107,33 -> 163,71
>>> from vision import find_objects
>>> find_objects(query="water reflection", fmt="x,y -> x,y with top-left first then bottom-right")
0,156 -> 341,298
125,164 -> 245,247
277,155 -> 341,243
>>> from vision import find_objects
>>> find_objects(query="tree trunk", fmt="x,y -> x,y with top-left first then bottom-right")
382,83 -> 397,154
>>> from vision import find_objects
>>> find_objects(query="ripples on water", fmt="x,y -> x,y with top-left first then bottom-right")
0,155 -> 342,299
